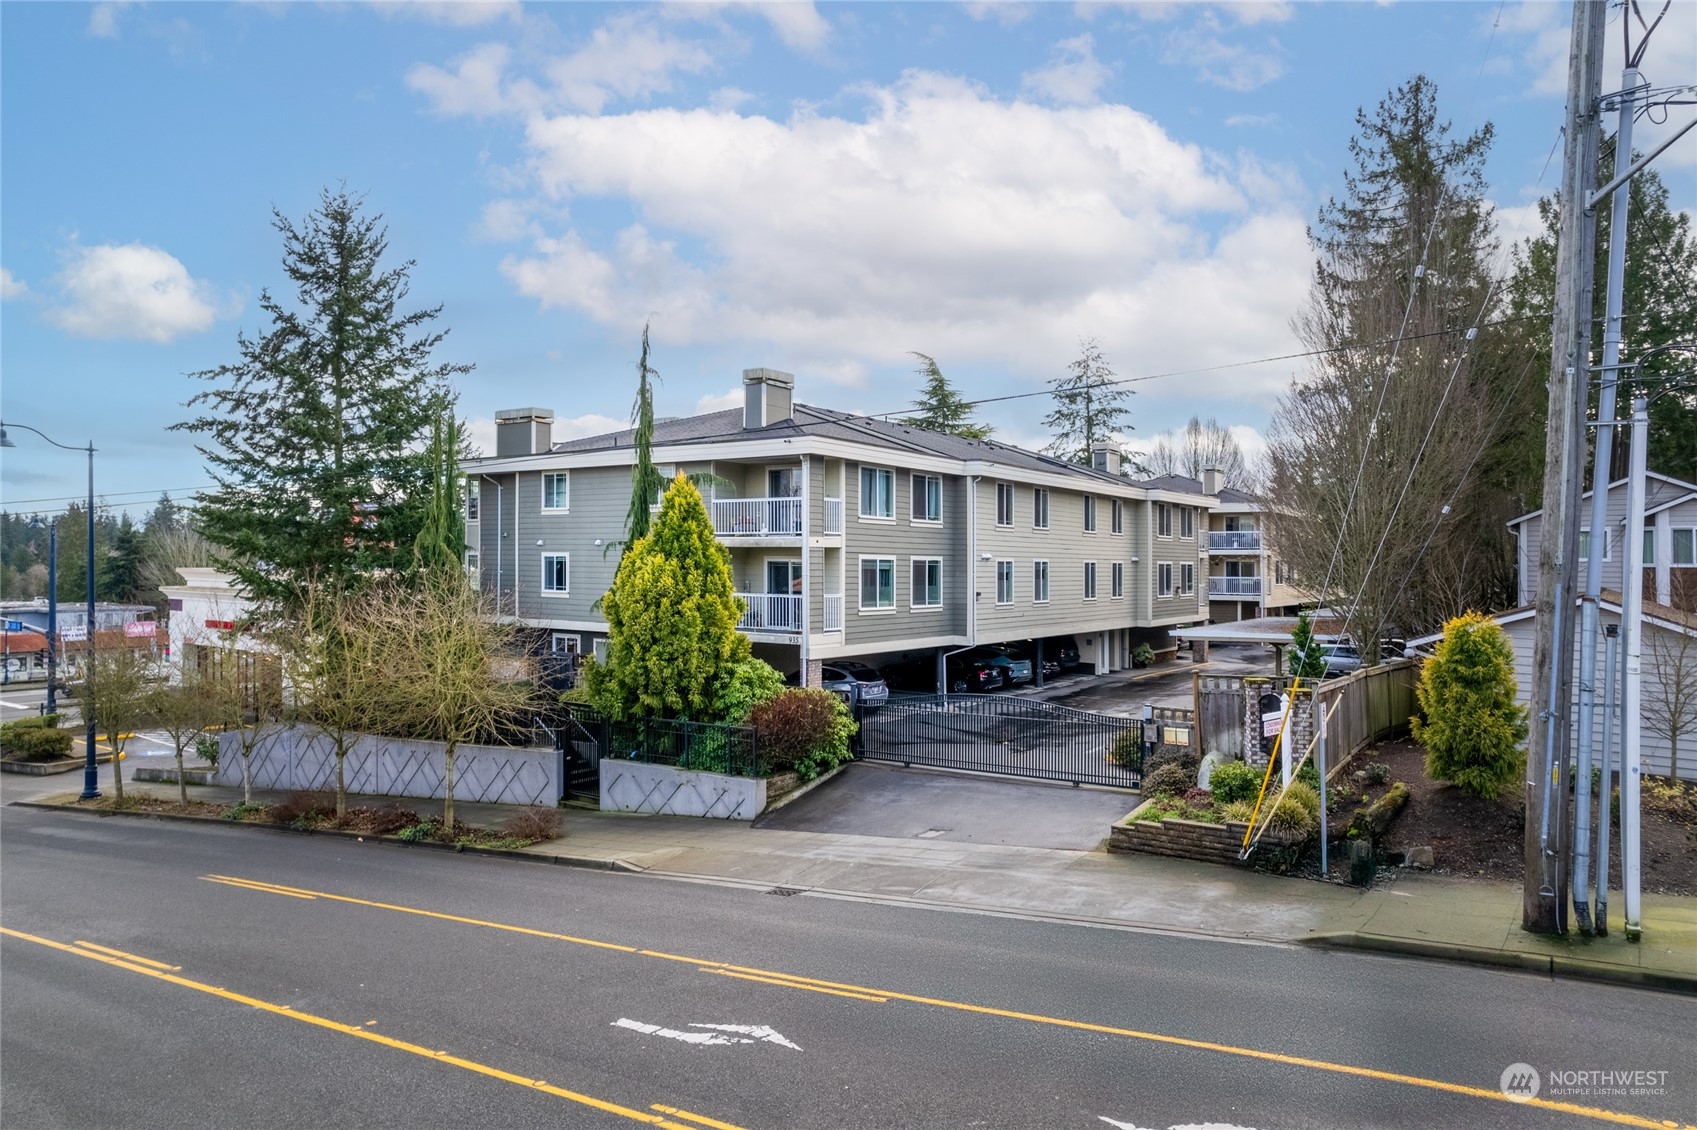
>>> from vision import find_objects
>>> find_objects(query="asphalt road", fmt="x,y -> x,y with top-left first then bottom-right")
3,804 -> 1693,1130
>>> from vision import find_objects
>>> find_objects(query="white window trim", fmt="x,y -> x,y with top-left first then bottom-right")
910,474 -> 943,525
1157,561 -> 1174,598
1083,496 -> 1098,534
1180,507 -> 1195,540
859,466 -> 896,522
909,556 -> 943,609
1156,502 -> 1172,539
1110,499 -> 1123,536
540,471 -> 570,514
549,632 -> 581,655
1083,561 -> 1098,602
466,483 -> 480,521
995,482 -> 1015,528
1033,559 -> 1051,604
1578,528 -> 1613,563
1033,488 -> 1050,531
540,552 -> 570,597
1181,562 -> 1196,595
1672,526 -> 1697,567
858,554 -> 897,612
994,559 -> 1015,606
1111,561 -> 1124,600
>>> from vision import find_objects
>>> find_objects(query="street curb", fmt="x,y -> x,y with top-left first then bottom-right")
1302,931 -> 1697,995
6,798 -> 647,873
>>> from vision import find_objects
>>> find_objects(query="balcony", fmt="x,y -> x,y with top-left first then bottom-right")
823,593 -> 843,632
823,497 -> 843,536
737,592 -> 802,633
1208,576 -> 1263,598
1208,530 -> 1262,552
713,498 -> 802,538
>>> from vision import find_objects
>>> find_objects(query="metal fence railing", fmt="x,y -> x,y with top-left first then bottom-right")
561,704 -> 763,779
712,498 -> 803,537
737,593 -> 802,632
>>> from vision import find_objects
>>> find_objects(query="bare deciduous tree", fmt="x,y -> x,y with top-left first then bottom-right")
76,645 -> 154,803
1643,624 -> 1697,783
1138,417 -> 1255,489
148,670 -> 221,806
276,586 -> 384,819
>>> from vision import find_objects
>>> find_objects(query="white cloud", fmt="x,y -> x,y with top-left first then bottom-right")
1222,1 -> 1292,26
88,1 -> 134,38
464,411 -> 628,457
1224,112 -> 1277,128
1163,18 -> 1286,91
486,70 -> 1308,397
369,1 -> 521,27
709,86 -> 755,111
0,268 -> 28,300
1021,34 -> 1112,106
408,43 -> 523,118
962,2 -> 1033,28
668,1 -> 831,54
695,388 -> 743,414
46,243 -> 225,343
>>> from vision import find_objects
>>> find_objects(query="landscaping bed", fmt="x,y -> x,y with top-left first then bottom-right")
1108,753 -> 1321,873
1341,739 -> 1697,896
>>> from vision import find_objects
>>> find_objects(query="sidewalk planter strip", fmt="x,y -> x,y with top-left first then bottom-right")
1109,799 -> 1306,866
599,760 -> 765,820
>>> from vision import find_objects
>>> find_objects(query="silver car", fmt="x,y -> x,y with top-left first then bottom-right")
1321,643 -> 1362,678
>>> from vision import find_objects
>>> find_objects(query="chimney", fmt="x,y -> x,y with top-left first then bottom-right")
1201,464 -> 1223,495
1090,441 -> 1121,476
743,368 -> 795,429
495,408 -> 554,457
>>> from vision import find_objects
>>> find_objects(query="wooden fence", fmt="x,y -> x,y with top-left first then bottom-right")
1193,659 -> 1419,765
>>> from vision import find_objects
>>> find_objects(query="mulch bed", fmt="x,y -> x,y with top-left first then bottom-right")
1343,739 -> 1697,897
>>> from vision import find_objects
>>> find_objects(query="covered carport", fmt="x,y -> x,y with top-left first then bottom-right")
1171,613 -> 1343,674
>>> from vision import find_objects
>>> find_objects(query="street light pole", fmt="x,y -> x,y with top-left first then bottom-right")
1,421 -> 101,800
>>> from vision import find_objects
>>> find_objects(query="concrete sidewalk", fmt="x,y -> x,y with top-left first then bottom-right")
15,775 -> 1695,993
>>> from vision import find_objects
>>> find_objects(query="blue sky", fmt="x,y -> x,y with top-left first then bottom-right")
3,0 -> 1693,517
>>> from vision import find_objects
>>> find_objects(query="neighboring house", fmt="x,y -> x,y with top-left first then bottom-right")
1508,471 -> 1697,612
1408,593 -> 1697,782
0,599 -> 157,637
1134,471 -> 1306,622
464,368 -> 1215,686
0,599 -> 159,680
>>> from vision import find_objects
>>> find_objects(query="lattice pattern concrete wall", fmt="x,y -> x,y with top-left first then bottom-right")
599,759 -> 766,819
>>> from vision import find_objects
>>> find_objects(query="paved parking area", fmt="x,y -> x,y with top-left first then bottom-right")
753,761 -> 1137,851
1033,643 -> 1272,714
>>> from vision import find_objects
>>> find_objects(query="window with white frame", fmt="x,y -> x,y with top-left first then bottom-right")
860,467 -> 894,518
466,482 -> 480,521
1083,496 -> 1097,533
911,474 -> 942,522
1033,489 -> 1050,530
592,638 -> 609,664
995,560 -> 1014,604
1033,560 -> 1050,603
1275,561 -> 1285,585
996,482 -> 1015,526
652,464 -> 676,508
541,472 -> 569,512
1158,562 -> 1174,597
1180,507 -> 1195,539
549,632 -> 581,655
1181,562 -> 1196,595
1675,527 -> 1697,566
1111,562 -> 1124,599
1111,499 -> 1123,535
860,557 -> 895,608
541,553 -> 569,595
1156,503 -> 1172,538
1083,561 -> 1098,600
465,550 -> 479,580
910,558 -> 942,607
1579,529 -> 1612,562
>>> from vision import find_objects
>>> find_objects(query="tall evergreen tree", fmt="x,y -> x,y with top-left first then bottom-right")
901,353 -> 992,439
412,411 -> 466,576
1043,337 -> 1131,464
103,517 -> 145,604
175,187 -> 468,614
621,321 -> 665,554
144,493 -> 185,535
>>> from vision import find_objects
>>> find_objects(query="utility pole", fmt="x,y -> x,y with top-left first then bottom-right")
1525,0 -> 1606,937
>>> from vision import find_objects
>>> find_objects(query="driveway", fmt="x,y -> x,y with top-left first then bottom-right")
1030,643 -> 1272,714
753,761 -> 1135,851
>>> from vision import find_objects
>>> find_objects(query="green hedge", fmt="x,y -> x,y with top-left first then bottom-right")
0,717 -> 74,761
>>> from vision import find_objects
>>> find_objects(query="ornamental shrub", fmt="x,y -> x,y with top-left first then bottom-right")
1207,760 -> 1262,806
1280,780 -> 1322,824
1217,799 -> 1256,824
1143,744 -> 1198,778
708,658 -> 785,724
0,718 -> 74,761
1108,729 -> 1144,769
1132,643 -> 1157,668
749,688 -> 856,780
1140,761 -> 1193,798
1412,611 -> 1528,799
1264,793 -> 1317,837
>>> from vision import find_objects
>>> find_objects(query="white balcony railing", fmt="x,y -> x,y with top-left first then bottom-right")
1208,576 -> 1263,597
823,593 -> 843,632
823,497 -> 843,536
737,592 -> 803,632
1207,530 -> 1262,552
712,497 -> 803,537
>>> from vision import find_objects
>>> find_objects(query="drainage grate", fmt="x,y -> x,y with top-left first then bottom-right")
766,886 -> 805,897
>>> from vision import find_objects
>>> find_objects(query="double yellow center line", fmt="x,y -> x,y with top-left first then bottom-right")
0,924 -> 747,1130
197,873 -> 1693,1130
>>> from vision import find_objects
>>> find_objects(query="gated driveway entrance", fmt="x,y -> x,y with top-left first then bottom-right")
858,694 -> 1171,790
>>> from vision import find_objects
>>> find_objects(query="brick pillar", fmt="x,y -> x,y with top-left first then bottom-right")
1243,680 -> 1264,766
805,658 -> 823,688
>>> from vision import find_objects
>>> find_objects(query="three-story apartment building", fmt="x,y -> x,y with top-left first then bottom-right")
465,368 -> 1214,687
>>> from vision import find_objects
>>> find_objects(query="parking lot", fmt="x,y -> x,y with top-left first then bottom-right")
1020,643 -> 1273,715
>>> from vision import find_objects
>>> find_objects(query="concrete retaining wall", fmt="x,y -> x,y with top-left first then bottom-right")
214,727 -> 562,807
599,759 -> 766,819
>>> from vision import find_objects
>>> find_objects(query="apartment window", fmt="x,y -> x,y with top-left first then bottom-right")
592,638 -> 610,665
1644,529 -> 1656,565
549,633 -> 581,655
1111,499 -> 1123,535
910,558 -> 943,607
1275,561 -> 1285,585
465,550 -> 479,580
1181,563 -> 1196,595
996,482 -> 1015,527
1111,562 -> 1124,599
995,560 -> 1014,605
653,464 -> 676,508
1158,562 -> 1174,597
1675,527 -> 1697,566
541,472 -> 569,512
911,474 -> 942,523
860,557 -> 896,609
541,553 -> 569,595
1033,489 -> 1050,530
1156,503 -> 1172,538
1083,561 -> 1098,600
1578,529 -> 1612,562
860,467 -> 894,519
1083,496 -> 1097,533
1180,507 -> 1195,539
1033,560 -> 1050,603
466,483 -> 480,521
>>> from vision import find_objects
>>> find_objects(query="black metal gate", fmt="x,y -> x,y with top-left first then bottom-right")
857,694 -> 1145,789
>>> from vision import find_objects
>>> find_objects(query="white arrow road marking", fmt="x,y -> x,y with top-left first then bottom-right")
688,1023 -> 802,1050
612,1019 -> 801,1050
1100,1119 -> 1264,1130
1098,1119 -> 1153,1130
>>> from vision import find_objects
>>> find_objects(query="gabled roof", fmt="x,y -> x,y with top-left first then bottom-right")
1406,590 -> 1697,650
1130,472 -> 1257,504
1505,471 -> 1697,528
